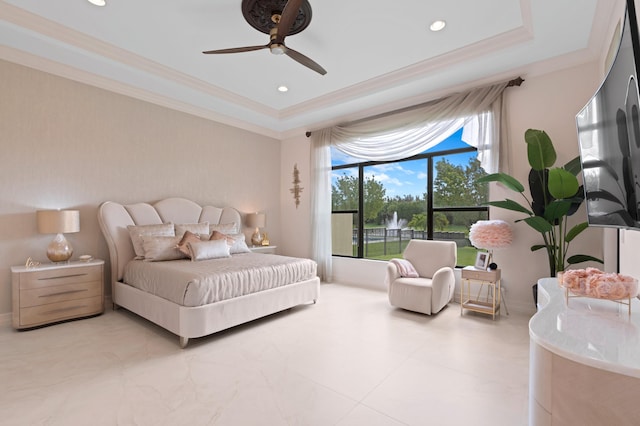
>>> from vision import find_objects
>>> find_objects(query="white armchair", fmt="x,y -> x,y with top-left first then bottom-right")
386,239 -> 457,315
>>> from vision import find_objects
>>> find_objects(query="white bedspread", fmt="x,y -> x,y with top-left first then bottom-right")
123,253 -> 317,307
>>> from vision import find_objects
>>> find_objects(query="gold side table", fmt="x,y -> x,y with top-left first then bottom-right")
461,266 -> 502,320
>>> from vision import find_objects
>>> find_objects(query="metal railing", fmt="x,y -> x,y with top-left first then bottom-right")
358,227 -> 470,257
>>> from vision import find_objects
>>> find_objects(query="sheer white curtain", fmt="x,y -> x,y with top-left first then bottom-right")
310,128 -> 333,281
310,80 -> 512,280
331,81 -> 508,170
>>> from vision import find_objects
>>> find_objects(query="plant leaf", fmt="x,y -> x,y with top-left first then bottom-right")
544,200 -> 571,221
567,254 -> 603,264
566,187 -> 584,216
528,168 -> 551,217
523,216 -> 553,233
565,222 -> 589,242
563,156 -> 582,176
548,168 -> 579,199
530,244 -> 547,252
525,129 -> 556,170
487,199 -> 533,215
476,173 -> 525,193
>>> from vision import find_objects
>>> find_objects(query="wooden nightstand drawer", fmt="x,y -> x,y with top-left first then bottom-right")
461,266 -> 500,281
11,259 -> 105,329
17,265 -> 101,289
20,281 -> 102,308
19,296 -> 103,328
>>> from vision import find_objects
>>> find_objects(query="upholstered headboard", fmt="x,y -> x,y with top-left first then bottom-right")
98,197 -> 242,285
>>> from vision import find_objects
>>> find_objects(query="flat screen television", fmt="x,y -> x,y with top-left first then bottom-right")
576,0 -> 640,229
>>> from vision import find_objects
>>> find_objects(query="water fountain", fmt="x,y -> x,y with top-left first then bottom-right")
386,211 -> 407,229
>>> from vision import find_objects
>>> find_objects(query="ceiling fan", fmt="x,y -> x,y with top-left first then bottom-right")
203,0 -> 326,75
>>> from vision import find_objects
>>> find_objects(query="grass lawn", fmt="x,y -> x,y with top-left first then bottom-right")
356,240 -> 481,267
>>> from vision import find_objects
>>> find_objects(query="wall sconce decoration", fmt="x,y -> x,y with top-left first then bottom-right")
37,209 -> 80,262
290,163 -> 303,208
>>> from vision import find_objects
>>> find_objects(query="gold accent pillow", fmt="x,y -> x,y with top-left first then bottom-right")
175,222 -> 209,238
141,236 -> 183,261
127,223 -> 175,259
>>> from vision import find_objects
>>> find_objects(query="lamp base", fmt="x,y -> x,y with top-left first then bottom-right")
251,229 -> 263,246
47,233 -> 73,262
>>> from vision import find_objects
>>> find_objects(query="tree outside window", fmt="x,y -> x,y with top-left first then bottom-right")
331,130 -> 489,266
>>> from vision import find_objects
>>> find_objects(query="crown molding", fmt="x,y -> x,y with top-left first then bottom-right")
0,45 -> 281,139
277,2 -> 534,120
0,1 -> 277,118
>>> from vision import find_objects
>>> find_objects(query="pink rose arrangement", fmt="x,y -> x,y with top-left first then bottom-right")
559,268 -> 638,300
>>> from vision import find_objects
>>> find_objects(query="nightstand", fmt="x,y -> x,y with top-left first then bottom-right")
11,259 -> 104,329
249,245 -> 277,254
460,266 -> 502,319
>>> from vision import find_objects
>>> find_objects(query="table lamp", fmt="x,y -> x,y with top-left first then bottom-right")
469,219 -> 513,269
37,209 -> 80,262
246,212 -> 266,246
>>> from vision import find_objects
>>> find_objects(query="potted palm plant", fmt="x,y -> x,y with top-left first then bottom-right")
477,129 -> 603,280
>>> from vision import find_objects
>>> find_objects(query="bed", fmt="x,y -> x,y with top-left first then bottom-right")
98,197 -> 320,347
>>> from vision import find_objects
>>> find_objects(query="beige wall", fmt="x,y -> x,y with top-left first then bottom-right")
0,59 -> 281,317
493,62 -> 605,312
279,136 -> 313,258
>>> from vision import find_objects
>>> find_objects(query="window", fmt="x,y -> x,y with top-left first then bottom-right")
331,129 -> 489,266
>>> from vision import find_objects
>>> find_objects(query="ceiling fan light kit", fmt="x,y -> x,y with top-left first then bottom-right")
203,0 -> 326,75
270,44 -> 286,55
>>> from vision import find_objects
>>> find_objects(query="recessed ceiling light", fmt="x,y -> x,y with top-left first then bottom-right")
429,20 -> 446,32
277,85 -> 289,93
88,0 -> 106,6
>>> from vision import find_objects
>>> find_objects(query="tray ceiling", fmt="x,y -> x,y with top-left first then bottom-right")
0,0 -> 621,138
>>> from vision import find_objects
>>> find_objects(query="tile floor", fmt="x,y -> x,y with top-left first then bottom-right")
0,283 -> 531,425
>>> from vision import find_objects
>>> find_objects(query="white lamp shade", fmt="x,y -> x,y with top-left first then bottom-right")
246,213 -> 266,228
37,210 -> 80,234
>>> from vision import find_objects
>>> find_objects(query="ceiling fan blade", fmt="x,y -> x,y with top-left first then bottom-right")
203,45 -> 268,54
275,0 -> 303,42
284,46 -> 326,75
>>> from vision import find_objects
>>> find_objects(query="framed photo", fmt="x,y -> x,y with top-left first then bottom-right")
474,252 -> 489,270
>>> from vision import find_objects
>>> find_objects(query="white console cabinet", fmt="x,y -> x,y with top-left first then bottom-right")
529,278 -> 640,425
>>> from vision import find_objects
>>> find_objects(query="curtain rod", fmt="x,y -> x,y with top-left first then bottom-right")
305,76 -> 524,137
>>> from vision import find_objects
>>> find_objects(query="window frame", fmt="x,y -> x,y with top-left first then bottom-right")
331,145 -> 489,260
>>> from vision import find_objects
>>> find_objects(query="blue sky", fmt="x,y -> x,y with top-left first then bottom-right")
331,129 -> 478,198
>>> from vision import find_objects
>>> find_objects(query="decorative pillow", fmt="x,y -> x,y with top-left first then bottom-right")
229,233 -> 251,254
390,258 -> 419,278
127,223 -> 175,259
141,236 -> 183,261
177,231 -> 203,258
187,239 -> 231,261
175,222 -> 209,238
209,230 -> 236,245
209,222 -> 238,235
210,231 -> 251,254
